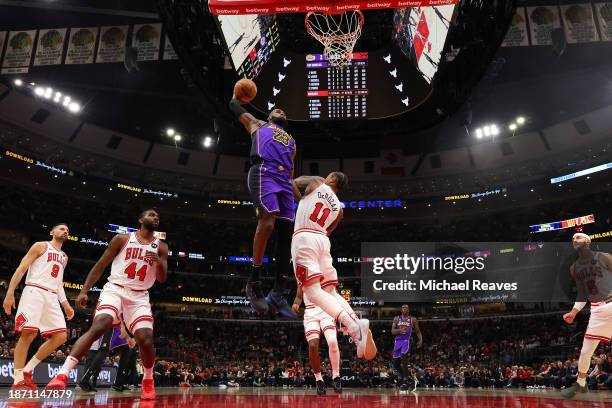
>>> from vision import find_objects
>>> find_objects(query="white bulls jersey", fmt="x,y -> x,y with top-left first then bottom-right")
109,232 -> 160,291
294,183 -> 341,235
25,242 -> 67,293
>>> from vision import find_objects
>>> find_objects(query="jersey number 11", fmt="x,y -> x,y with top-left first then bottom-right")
310,202 -> 331,227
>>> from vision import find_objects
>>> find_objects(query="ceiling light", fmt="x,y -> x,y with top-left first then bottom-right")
509,123 -> 517,131
516,117 -> 526,125
491,125 -> 499,136
34,87 -> 44,96
483,126 -> 491,137
68,102 -> 81,112
13,79 -> 23,86
166,128 -> 175,137
475,129 -> 483,139
174,134 -> 182,142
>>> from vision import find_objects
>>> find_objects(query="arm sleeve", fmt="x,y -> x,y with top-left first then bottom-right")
573,301 -> 586,311
229,98 -> 248,118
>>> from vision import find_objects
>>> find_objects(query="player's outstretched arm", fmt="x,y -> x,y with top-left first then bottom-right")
2,241 -> 46,315
413,317 -> 423,348
76,235 -> 126,308
229,96 -> 265,136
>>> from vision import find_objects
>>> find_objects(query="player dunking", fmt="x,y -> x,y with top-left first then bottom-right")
46,209 -> 168,400
391,304 -> 422,391
229,90 -> 298,318
2,223 -> 74,389
292,285 -> 342,395
292,173 -> 376,360
561,232 -> 612,398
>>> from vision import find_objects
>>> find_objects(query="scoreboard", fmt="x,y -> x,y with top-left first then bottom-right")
306,52 -> 368,120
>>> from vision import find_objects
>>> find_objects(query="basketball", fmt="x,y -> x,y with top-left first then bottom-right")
234,79 -> 257,104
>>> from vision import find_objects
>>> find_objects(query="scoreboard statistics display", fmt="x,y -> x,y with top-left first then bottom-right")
306,53 -> 368,120
212,8 -> 457,120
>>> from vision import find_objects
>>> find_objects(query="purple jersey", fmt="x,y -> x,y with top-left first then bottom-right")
393,315 -> 413,358
250,122 -> 295,175
395,315 -> 413,341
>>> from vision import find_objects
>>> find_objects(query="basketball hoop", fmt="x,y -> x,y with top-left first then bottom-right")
305,10 -> 364,67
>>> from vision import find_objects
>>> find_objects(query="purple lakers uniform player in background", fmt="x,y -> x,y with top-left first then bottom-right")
229,92 -> 298,319
391,304 -> 423,390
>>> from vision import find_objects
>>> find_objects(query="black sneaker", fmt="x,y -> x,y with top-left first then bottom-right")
399,383 -> 409,391
316,380 -> 327,395
245,281 -> 269,314
332,377 -> 342,393
561,382 -> 587,399
112,384 -> 126,392
78,380 -> 94,392
266,288 -> 297,319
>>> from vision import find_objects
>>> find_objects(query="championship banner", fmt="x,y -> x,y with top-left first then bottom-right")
208,0 -> 461,15
1,30 -> 36,74
96,25 -> 128,64
163,35 -> 178,60
594,2 -> 612,41
561,4 -> 599,43
501,7 -> 530,47
65,27 -> 98,65
527,6 -> 561,45
133,23 -> 162,61
33,28 -> 67,66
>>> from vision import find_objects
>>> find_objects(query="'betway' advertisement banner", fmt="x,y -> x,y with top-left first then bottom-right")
208,0 -> 461,15
361,242 -> 612,303
0,358 -> 116,385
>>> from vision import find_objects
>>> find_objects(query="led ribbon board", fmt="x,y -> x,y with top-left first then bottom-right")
530,214 -> 595,233
550,162 -> 612,184
208,0 -> 461,15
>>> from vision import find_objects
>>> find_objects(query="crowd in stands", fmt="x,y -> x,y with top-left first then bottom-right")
0,311 -> 610,390
0,174 -> 611,392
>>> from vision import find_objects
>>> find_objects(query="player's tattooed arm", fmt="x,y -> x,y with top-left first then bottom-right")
2,241 -> 46,315
391,317 -> 401,336
413,317 -> 423,348
155,241 -> 169,283
230,97 -> 265,136
76,235 -> 126,308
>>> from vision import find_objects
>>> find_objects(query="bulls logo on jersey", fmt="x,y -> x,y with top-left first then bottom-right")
124,247 -> 155,266
47,252 -> 67,268
151,243 -> 158,249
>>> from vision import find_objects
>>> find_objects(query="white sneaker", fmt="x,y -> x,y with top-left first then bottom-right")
350,319 -> 369,358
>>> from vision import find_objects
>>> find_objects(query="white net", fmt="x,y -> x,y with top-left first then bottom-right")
305,10 -> 364,67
